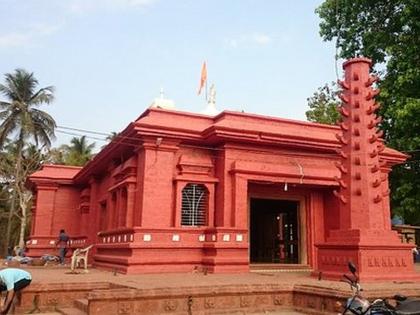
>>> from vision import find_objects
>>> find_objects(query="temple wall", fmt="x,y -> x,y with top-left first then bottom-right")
32,186 -> 58,237
27,142 -> 341,272
28,184 -> 81,256
96,173 -> 112,203
51,186 -> 81,236
323,191 -> 340,240
140,144 -> 177,228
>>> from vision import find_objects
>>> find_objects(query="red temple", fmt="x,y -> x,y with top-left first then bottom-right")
27,58 -> 416,280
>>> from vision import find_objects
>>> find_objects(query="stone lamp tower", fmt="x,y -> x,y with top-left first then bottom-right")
316,57 -> 418,281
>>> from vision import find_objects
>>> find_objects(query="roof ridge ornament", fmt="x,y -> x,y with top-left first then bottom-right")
201,83 -> 219,116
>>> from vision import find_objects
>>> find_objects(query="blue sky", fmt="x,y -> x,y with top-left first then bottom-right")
0,0 -> 339,147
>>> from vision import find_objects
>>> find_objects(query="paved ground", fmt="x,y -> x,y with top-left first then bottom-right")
7,263 -> 420,293
37,314 -> 306,315
3,263 -> 420,315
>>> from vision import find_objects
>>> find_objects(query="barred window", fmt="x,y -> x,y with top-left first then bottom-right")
181,183 -> 208,226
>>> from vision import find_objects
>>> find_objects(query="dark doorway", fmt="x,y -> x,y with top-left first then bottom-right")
250,199 -> 299,264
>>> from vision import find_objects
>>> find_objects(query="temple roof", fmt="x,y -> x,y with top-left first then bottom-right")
29,164 -> 82,184
30,108 -> 407,185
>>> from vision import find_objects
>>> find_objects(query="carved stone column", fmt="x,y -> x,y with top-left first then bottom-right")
315,57 -> 418,281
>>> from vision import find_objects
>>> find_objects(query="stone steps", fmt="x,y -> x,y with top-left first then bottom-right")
57,307 -> 87,315
56,297 -> 89,315
250,264 -> 312,273
74,298 -> 89,313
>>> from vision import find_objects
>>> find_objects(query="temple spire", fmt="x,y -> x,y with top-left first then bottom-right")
315,57 -> 417,281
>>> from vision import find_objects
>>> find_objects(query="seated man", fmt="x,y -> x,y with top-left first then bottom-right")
0,268 -> 32,314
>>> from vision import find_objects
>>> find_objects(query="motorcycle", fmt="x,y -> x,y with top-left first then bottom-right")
340,262 -> 420,314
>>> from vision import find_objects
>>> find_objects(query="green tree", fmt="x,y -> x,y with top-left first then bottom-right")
45,147 -> 66,164
0,143 -> 46,250
0,69 -> 56,147
106,131 -> 118,142
306,82 -> 341,125
0,68 -> 56,252
101,131 -> 119,149
316,0 -> 420,224
61,136 -> 95,166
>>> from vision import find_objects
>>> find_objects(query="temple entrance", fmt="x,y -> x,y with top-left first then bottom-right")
250,198 -> 299,264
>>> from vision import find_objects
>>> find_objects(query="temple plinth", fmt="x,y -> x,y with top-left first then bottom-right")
315,57 -> 417,281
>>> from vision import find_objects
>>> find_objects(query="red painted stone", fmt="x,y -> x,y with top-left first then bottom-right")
315,57 -> 417,281
26,58 -> 416,280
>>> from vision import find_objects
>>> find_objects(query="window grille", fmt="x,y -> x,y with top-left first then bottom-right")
181,183 -> 208,226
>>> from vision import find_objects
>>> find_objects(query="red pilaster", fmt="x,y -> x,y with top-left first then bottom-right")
126,184 -> 135,227
89,177 -> 99,244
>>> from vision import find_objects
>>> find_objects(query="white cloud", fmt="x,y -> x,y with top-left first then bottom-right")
226,39 -> 238,48
252,33 -> 271,45
128,0 -> 156,6
0,24 -> 61,48
32,23 -> 62,36
225,32 -> 272,48
0,33 -> 29,48
68,0 -> 157,13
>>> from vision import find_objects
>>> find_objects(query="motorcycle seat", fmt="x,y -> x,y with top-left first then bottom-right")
396,299 -> 420,315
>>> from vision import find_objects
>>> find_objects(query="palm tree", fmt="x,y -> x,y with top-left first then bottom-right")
106,131 -> 119,142
101,131 -> 119,149
0,68 -> 56,251
0,69 -> 56,148
62,136 -> 95,166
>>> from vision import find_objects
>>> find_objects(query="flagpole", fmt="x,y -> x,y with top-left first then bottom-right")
205,80 -> 208,102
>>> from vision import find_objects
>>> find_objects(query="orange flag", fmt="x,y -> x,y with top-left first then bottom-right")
197,61 -> 207,95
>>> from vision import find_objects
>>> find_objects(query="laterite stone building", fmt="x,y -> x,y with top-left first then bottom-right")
27,58 -> 417,280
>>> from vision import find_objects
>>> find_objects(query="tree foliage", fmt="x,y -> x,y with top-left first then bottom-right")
0,143 -> 47,252
0,69 -> 56,147
0,144 -> 45,248
0,69 -> 56,253
316,0 -> 420,223
305,82 -> 341,125
48,136 -> 95,166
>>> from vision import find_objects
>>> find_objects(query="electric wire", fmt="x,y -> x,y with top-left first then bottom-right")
56,125 -> 341,159
55,124 -> 419,158
54,126 -> 420,169
56,130 -> 110,143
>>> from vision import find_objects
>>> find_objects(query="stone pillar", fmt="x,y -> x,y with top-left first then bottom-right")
107,193 -> 115,230
232,175 -> 247,229
126,184 -> 135,227
88,178 -> 99,244
308,192 -> 325,269
316,57 -> 417,281
214,147 -> 231,227
79,188 -> 91,238
116,189 -> 122,227
80,207 -> 89,237
133,147 -> 145,227
138,137 -> 179,228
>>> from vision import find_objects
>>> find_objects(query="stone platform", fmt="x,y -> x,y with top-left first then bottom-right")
5,264 -> 420,315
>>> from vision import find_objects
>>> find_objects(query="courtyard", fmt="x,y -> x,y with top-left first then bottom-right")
4,263 -> 420,314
